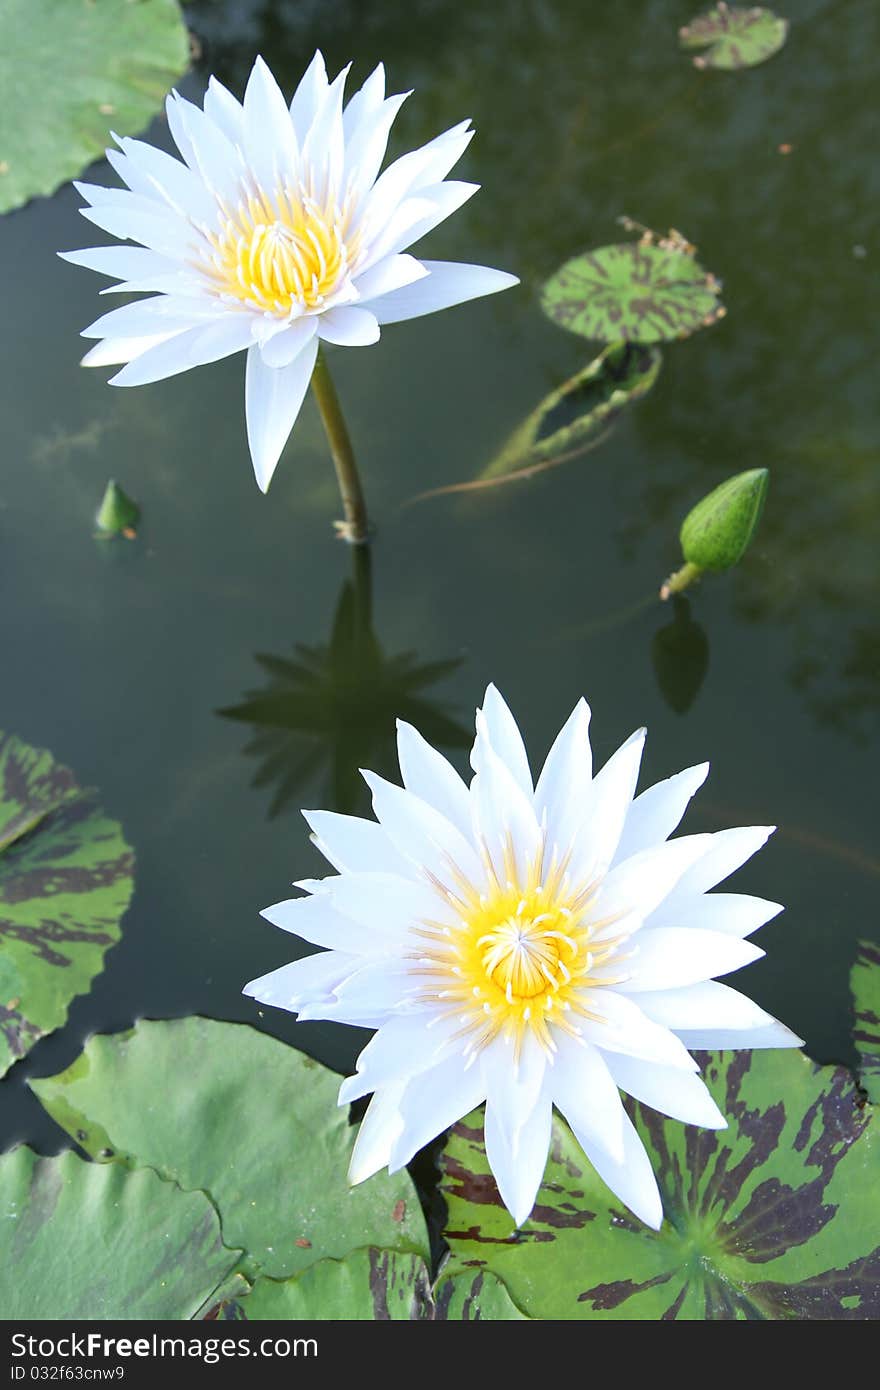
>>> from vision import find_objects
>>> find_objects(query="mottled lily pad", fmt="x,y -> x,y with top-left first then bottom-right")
680,4 -> 789,71
218,1251 -> 527,1320
0,0 -> 190,214
852,940 -> 880,1103
440,1050 -> 880,1319
31,1017 -> 429,1280
542,234 -> 724,345
0,1146 -> 239,1319
0,732 -> 134,1077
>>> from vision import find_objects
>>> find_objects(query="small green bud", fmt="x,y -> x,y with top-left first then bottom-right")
661,468 -> 768,598
95,480 -> 140,538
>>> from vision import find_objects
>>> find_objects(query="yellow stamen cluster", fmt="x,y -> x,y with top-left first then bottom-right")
203,183 -> 354,315
411,843 -> 631,1059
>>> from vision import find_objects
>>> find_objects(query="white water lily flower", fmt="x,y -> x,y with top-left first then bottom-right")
245,686 -> 802,1229
61,53 -> 518,491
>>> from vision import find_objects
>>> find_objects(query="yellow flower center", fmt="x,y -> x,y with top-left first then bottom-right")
203,185 -> 354,315
411,848 -> 631,1059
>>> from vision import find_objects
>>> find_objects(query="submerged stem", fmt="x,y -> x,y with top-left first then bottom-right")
310,349 -> 370,545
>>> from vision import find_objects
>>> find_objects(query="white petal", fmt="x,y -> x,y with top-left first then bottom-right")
243,56 -> 299,193
260,894 -> 381,954
674,1023 -> 804,1050
369,259 -> 519,325
362,771 -> 485,890
323,870 -> 446,940
383,181 -> 480,255
317,306 -> 381,346
602,1053 -> 727,1129
587,835 -> 714,943
343,90 -> 410,202
363,121 -> 473,225
638,980 -> 802,1044
389,1052 -> 486,1171
243,949 -> 358,1011
485,1094 -> 552,1227
166,92 -> 245,204
395,720 -> 472,839
575,1109 -> 664,1230
472,684 -> 532,796
81,294 -> 217,340
534,698 -> 592,863
109,316 -> 256,387
644,892 -> 784,939
80,332 -> 180,367
480,1034 -> 547,1155
470,731 -> 541,885
622,927 -> 763,992
302,809 -> 411,876
79,200 -> 193,257
352,252 -> 428,303
61,245 -> 180,283
245,337 -> 318,492
342,61 -> 385,139
339,1012 -> 457,1103
578,991 -> 699,1071
203,75 -> 244,144
348,1084 -> 406,1185
668,826 -> 776,901
307,958 -> 415,1025
613,763 -> 710,866
301,63 -> 350,204
290,50 -> 329,143
258,317 -> 317,369
567,729 -> 646,887
548,1035 -> 625,1162
108,137 -> 217,224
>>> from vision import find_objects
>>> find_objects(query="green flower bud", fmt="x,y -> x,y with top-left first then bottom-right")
95,480 -> 140,538
661,468 -> 768,598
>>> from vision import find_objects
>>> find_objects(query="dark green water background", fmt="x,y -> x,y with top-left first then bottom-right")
1,0 -> 878,1151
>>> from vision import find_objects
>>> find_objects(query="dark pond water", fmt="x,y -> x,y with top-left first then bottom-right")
1,0 -> 878,1154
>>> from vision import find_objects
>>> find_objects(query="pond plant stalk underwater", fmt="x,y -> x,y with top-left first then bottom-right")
0,0 -> 878,1324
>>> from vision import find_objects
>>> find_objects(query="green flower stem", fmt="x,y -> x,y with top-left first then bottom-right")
660,560 -> 702,601
310,349 -> 370,545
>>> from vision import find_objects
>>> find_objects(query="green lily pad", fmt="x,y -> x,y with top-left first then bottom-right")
680,4 -> 789,71
440,1050 -> 880,1319
218,1251 -> 527,1320
31,1017 -> 429,1280
0,0 -> 190,214
0,1146 -> 239,1319
542,235 -> 724,345
852,941 -> 880,1103
0,732 -> 134,1077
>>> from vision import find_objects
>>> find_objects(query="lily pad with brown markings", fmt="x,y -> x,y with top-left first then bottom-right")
0,732 -> 134,1077
852,940 -> 880,1103
541,238 -> 724,345
680,4 -> 789,71
440,1050 -> 880,1319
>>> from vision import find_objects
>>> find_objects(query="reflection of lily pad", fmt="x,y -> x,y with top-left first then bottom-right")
0,1146 -> 238,1319
542,239 -> 724,344
0,0 -> 190,214
32,1017 -> 429,1281
440,1049 -> 880,1319
220,1250 -> 527,1320
680,4 -> 789,71
0,732 -> 134,1077
852,941 -> 880,1103
481,343 -> 662,483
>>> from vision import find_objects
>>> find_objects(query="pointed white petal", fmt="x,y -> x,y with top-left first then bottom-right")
290,50 -> 330,142
362,771 -> 485,889
60,246 -> 179,282
668,826 -> 776,901
343,90 -> 410,201
389,1053 -> 486,1171
80,332 -> 180,367
623,927 -> 764,992
588,834 -> 715,943
352,252 -> 428,303
614,763 -> 710,865
674,1023 -> 804,1050
311,958 -> 415,1025
78,200 -> 190,257
203,74 -> 244,144
342,62 -> 386,139
108,137 -> 217,223
480,1034 -> 547,1154
369,259 -> 519,324
166,92 -> 246,204
302,809 -> 411,876
567,729 -> 646,887
317,306 -> 381,346
602,1053 -> 727,1129
395,721 -> 472,839
534,698 -> 592,862
363,121 -> 473,225
470,730 -> 541,885
258,317 -> 317,369
243,949 -> 359,1011
549,1035 -> 625,1162
383,181 -> 480,256
578,991 -> 699,1071
81,295 -> 216,341
576,1110 -> 664,1230
243,55 -> 299,193
472,684 -> 532,796
323,870 -> 446,941
245,337 -> 318,491
638,980 -> 803,1045
485,1094 -> 552,1227
260,894 -> 382,954
339,1013 -> 457,1103
348,1084 -> 406,1185
644,892 -> 784,939
109,316 -> 256,387
301,63 -> 350,203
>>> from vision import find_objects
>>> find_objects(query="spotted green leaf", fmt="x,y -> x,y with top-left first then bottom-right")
0,732 -> 134,1077
440,1050 -> 879,1319
0,1146 -> 239,1319
680,4 -> 789,71
31,1017 -> 429,1280
218,1251 -> 527,1320
0,0 -> 189,214
541,241 -> 724,345
852,940 -> 880,1103
480,342 -> 662,484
